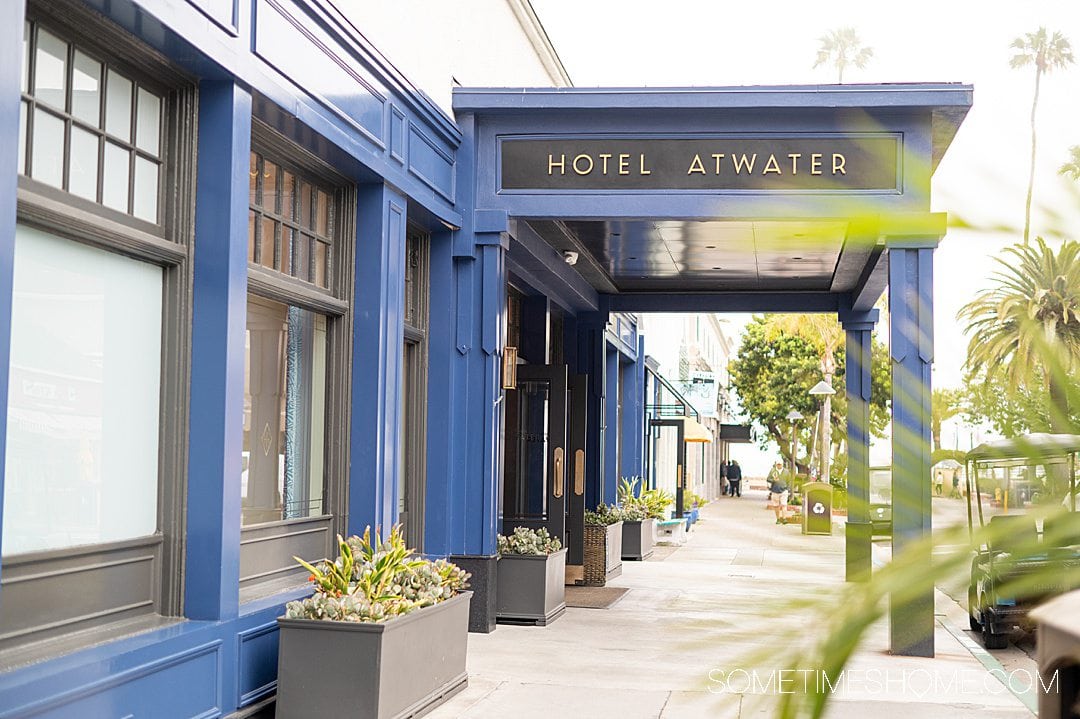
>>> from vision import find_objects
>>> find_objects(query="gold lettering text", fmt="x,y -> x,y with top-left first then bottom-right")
712,153 -> 725,174
619,154 -> 631,175
762,154 -> 781,175
548,154 -> 565,176
787,153 -> 801,174
639,154 -> 652,175
598,153 -> 612,174
573,154 -> 594,175
732,153 -> 757,174
687,154 -> 706,175
832,153 -> 846,175
811,153 -> 822,175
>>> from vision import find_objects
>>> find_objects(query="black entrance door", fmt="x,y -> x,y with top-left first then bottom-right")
566,374 -> 588,567
650,419 -> 686,518
502,364 -> 568,543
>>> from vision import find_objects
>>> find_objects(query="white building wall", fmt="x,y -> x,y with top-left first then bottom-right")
339,0 -> 571,117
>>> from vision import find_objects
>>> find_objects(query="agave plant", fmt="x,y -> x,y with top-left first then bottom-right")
286,526 -> 469,623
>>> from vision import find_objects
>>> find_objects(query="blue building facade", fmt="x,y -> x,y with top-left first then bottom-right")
0,0 -> 970,714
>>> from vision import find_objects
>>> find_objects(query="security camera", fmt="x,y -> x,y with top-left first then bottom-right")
563,251 -> 579,266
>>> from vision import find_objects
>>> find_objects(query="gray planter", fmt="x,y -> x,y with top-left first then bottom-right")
496,548 -> 567,625
275,591 -> 472,719
621,519 -> 656,561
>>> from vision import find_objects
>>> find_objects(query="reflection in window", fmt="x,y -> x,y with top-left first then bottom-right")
504,380 -> 549,519
242,297 -> 326,526
2,224 -> 163,555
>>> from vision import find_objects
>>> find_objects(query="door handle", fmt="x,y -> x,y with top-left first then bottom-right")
677,465 -> 684,488
553,447 -> 564,498
574,449 -> 585,495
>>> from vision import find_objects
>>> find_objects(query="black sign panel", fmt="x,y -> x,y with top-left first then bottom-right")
500,136 -> 899,191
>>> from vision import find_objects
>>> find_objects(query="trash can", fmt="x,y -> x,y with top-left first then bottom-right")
802,481 -> 833,536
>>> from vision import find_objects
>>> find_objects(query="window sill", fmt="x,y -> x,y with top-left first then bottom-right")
0,614 -> 182,675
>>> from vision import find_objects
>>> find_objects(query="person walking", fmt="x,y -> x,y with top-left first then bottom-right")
720,460 -> 729,496
950,471 -> 961,499
768,467 -> 790,524
728,460 -> 742,497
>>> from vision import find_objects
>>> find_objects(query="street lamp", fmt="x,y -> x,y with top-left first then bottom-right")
785,409 -> 803,481
809,380 -> 837,482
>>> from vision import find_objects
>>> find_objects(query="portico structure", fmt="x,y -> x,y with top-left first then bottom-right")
447,85 -> 971,657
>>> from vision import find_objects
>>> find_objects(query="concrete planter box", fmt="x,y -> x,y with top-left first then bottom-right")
275,591 -> 471,719
621,519 -> 656,561
496,548 -> 567,625
584,522 -> 623,585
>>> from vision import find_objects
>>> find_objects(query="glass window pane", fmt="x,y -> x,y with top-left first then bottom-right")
260,218 -> 277,270
104,70 -> 132,142
242,298 -> 325,526
300,181 -> 313,230
248,211 -> 256,263
132,156 -> 159,223
18,101 -> 27,175
135,87 -> 161,155
71,51 -> 102,127
68,125 -> 99,202
260,160 -> 277,211
30,108 -> 64,189
281,228 -> 293,276
3,224 -> 163,555
316,190 -> 330,236
102,141 -> 130,212
249,153 -> 258,207
315,241 -> 328,289
21,22 -> 30,94
281,171 -> 295,220
295,233 -> 311,283
34,29 -> 67,110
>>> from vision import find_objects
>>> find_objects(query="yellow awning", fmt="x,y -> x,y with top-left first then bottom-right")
681,416 -> 713,443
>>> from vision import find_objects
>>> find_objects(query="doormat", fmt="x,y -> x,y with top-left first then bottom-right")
646,545 -> 680,562
565,586 -> 629,609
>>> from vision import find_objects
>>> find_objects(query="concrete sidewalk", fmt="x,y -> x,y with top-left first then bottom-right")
428,490 -> 1033,718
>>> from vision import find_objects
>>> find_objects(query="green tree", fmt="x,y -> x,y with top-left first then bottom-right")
729,315 -> 889,475
813,27 -> 872,83
1009,27 -> 1074,243
1059,144 -> 1080,181
930,387 -> 962,451
963,365 -> 1080,436
958,237 -> 1080,433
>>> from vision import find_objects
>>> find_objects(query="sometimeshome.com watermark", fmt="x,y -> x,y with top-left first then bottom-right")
707,668 -> 1059,697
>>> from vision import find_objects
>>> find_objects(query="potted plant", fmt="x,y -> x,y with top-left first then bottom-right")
583,505 -> 624,586
275,527 -> 471,719
617,478 -> 668,561
495,526 -> 566,625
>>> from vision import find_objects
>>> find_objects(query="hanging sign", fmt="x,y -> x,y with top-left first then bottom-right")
500,135 -> 899,192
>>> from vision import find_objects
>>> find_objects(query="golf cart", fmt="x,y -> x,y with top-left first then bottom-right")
965,434 -> 1080,649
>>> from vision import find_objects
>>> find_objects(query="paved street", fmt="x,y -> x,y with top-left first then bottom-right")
428,490 -> 1034,718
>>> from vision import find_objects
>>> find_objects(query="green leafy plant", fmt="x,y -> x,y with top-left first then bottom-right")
617,477 -> 672,520
637,488 -> 674,520
585,505 -> 624,526
497,526 -> 562,555
680,490 -> 708,512
285,526 -> 469,623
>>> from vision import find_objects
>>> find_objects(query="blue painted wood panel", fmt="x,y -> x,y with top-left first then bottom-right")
409,124 -> 455,202
254,0 -> 386,147
237,622 -> 279,705
187,0 -> 238,35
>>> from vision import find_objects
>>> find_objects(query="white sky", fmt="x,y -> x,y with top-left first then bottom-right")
530,0 -> 1080,471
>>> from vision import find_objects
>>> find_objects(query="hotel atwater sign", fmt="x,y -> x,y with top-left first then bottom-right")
500,136 -> 900,192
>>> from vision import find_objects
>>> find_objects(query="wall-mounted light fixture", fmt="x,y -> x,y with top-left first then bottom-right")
502,346 -> 519,390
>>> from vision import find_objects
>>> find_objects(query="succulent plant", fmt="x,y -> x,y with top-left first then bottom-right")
285,526 -> 470,623
497,526 -> 562,555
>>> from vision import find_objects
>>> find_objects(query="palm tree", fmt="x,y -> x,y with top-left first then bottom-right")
1009,28 -> 1075,244
813,27 -> 872,84
1060,145 -> 1080,181
958,237 -> 1080,433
